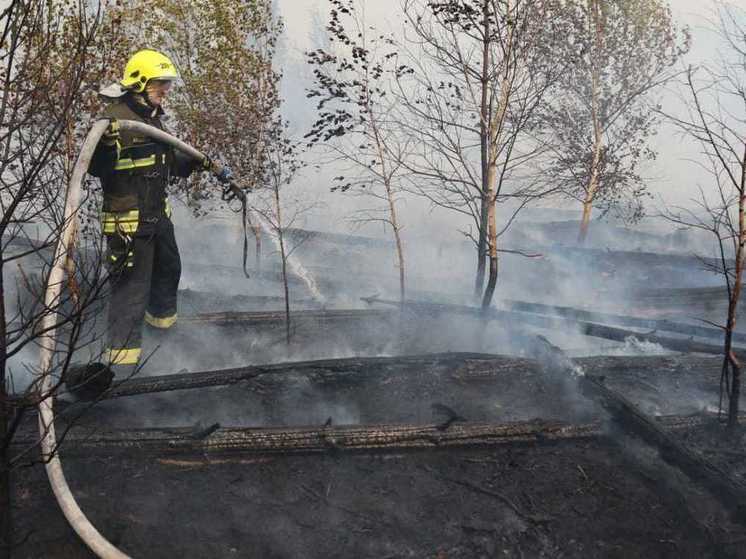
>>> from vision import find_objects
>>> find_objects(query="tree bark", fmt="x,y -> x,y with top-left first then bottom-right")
481,0 -> 513,309
389,193 -> 406,303
474,0 -> 491,301
474,202 -> 488,300
481,161 -> 498,309
274,183 -> 291,345
578,0 -> 604,245
17,420 -> 604,456
251,216 -> 262,273
0,425 -> 9,559
0,265 -> 10,559
724,143 -> 746,428
371,118 -> 405,303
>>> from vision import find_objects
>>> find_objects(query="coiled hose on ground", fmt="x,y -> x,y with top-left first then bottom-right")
36,118 -> 231,558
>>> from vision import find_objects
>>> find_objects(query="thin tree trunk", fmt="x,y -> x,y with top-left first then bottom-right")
254,225 -> 262,273
0,444 -> 8,559
475,198 -> 488,300
727,355 -> 741,429
481,193 -> 498,309
0,265 -> 10,559
374,157 -> 405,303
475,0 -> 491,301
280,241 -> 290,346
578,0 -> 604,245
725,144 -> 746,428
273,186 -> 290,345
386,186 -> 406,303
367,63 -> 405,303
578,194 -> 595,243
248,212 -> 262,273
481,0 -> 513,309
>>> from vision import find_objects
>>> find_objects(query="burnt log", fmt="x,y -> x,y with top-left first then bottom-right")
178,308 -> 395,328
17,420 -> 603,455
551,245 -> 732,272
13,414 -> 724,456
505,299 -> 745,345
581,375 -> 746,524
363,297 -> 741,357
631,286 -> 728,312
103,352 -> 504,398
532,335 -> 746,526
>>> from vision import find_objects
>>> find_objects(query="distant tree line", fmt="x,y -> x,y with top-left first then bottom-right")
306,0 -> 689,308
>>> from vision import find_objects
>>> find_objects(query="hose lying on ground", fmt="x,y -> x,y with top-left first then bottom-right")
36,118 -> 236,558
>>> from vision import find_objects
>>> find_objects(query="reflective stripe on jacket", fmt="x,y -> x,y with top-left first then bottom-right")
88,94 -> 198,233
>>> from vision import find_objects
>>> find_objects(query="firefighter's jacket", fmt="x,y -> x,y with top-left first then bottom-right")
89,94 -> 199,235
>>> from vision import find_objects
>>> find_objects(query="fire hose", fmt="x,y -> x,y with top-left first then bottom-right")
36,118 -> 247,558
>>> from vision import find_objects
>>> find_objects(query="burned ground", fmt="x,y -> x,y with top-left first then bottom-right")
10,223 -> 746,558
12,349 -> 746,558
14,439 -> 721,558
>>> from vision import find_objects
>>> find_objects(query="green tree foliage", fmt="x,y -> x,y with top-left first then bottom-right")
41,0 -> 281,214
545,0 -> 689,242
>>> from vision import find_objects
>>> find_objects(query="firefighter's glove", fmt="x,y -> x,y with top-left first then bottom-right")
201,155 -> 213,172
102,119 -> 120,146
216,164 -> 234,184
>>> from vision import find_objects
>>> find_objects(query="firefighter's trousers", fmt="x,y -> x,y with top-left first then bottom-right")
104,216 -> 181,368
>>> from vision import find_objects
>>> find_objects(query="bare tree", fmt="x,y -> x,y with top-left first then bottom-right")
306,0 -> 409,302
0,1 -> 109,554
252,120 -> 308,345
395,0 -> 566,307
546,0 -> 688,244
663,2 -> 745,429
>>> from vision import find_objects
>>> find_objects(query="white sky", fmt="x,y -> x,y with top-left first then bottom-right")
1,0 -> 738,217
277,0 -> 739,214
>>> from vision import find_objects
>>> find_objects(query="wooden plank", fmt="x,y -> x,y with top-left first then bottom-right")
22,419 -> 603,455
363,297 -> 740,357
504,299 -> 745,345
15,414 -> 723,456
580,375 -> 746,524
104,352 -> 507,398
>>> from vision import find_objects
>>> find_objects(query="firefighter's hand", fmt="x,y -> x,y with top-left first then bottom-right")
102,119 -> 120,146
216,164 -> 234,184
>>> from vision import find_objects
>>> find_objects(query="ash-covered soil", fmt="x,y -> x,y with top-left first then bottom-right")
11,224 -> 746,558
61,353 -> 594,430
674,421 -> 746,485
12,352 -> 746,558
13,441 -> 721,558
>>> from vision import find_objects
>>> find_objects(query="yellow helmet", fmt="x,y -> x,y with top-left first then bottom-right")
120,49 -> 179,93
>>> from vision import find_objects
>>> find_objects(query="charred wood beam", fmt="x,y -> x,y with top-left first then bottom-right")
178,308 -> 395,328
507,311 -> 736,356
16,420 -> 603,455
581,375 -> 746,524
534,336 -> 746,526
12,414 -> 725,456
104,352 -> 504,398
630,286 -> 728,311
552,245 -> 732,271
362,297 -> 741,357
504,299 -> 746,345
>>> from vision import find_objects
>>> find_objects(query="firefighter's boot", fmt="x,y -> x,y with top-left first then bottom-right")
65,362 -> 114,401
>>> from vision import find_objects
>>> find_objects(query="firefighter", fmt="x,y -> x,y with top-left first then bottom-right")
88,49 -> 231,378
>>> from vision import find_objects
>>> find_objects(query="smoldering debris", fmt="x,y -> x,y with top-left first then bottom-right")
14,214 -> 746,557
